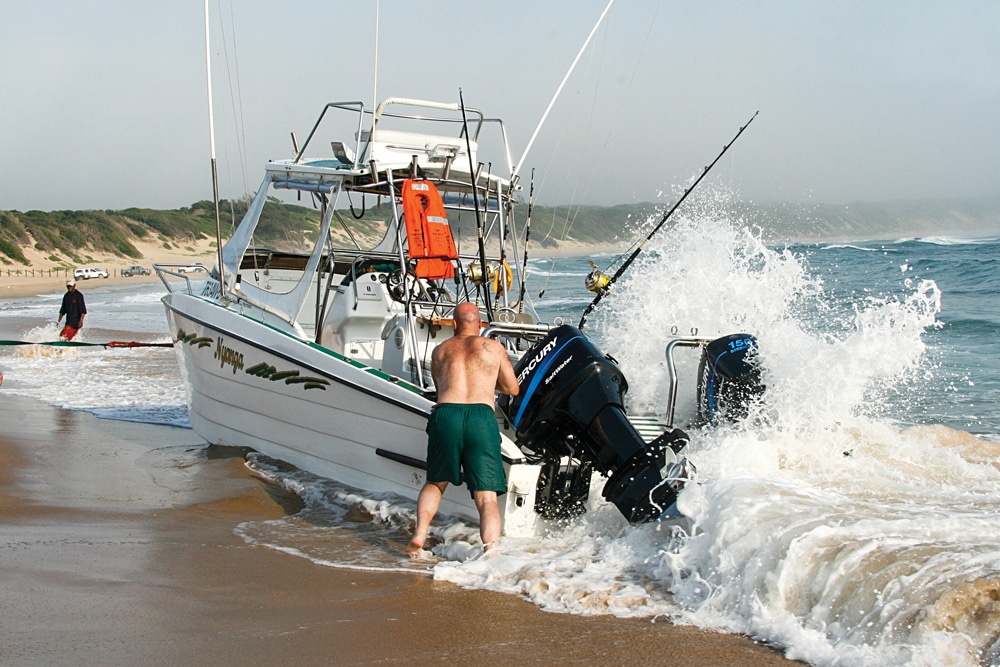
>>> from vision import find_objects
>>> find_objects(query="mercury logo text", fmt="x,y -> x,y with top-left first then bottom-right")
517,337 -> 558,384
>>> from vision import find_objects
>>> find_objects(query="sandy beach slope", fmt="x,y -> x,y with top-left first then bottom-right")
0,393 -> 800,666
0,234 -> 624,300
0,237 -> 219,300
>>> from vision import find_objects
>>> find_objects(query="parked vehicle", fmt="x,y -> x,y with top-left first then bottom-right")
73,267 -> 109,280
122,265 -> 151,277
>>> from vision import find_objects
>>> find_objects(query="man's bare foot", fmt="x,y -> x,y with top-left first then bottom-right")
481,540 -> 500,559
405,539 -> 425,559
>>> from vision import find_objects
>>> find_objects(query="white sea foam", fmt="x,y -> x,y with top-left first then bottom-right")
0,342 -> 190,427
926,236 -> 1000,246
820,243 -> 879,251
899,234 -> 1000,246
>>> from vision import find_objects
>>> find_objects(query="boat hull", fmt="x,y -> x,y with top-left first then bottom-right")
163,292 -> 542,537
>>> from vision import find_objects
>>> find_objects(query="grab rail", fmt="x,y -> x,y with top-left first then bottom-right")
153,263 -> 208,295
664,337 -> 711,428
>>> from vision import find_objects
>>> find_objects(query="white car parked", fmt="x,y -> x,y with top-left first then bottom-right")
73,267 -> 109,280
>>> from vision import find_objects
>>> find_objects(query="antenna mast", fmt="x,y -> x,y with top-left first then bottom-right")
372,0 -> 379,123
204,0 -> 226,297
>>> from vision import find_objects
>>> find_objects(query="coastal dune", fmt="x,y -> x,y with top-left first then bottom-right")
0,236 -> 218,300
0,232 -> 624,301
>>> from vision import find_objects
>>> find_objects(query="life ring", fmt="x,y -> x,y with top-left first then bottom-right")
492,261 -> 514,294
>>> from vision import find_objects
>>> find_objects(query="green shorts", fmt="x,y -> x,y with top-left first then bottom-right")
426,403 -> 506,494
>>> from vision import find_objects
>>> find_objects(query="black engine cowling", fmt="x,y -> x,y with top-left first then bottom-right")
499,325 -> 690,523
697,333 -> 764,424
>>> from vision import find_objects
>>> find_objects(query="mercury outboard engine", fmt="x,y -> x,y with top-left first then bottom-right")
499,325 -> 691,524
697,333 -> 764,425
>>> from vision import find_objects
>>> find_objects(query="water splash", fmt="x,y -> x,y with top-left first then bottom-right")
542,199 -> 1000,666
436,202 -> 1000,666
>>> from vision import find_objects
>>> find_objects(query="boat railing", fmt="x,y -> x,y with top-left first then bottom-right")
483,322 -> 554,356
290,98 -> 514,180
153,264 -> 208,295
373,98 -> 482,130
293,101 -> 366,167
663,337 -> 712,428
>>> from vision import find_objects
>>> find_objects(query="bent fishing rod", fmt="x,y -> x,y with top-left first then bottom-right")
577,110 -> 759,330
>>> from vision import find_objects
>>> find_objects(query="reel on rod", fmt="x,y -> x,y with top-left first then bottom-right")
584,260 -> 610,295
466,260 -> 514,294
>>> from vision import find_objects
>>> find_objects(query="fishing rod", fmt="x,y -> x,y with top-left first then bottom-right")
577,110 -> 759,330
0,340 -> 175,348
459,88 -> 495,323
517,169 -> 536,313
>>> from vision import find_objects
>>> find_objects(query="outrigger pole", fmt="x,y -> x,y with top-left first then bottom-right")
204,0 -> 226,300
513,0 -> 616,180
459,88 -> 495,322
577,110 -> 759,330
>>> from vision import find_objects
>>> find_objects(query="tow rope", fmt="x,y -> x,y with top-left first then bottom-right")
0,340 -> 174,349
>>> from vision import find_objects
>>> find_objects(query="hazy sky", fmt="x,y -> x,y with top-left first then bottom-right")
2,1 -> 999,212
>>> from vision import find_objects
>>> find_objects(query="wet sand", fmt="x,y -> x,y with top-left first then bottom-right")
0,394 -> 802,666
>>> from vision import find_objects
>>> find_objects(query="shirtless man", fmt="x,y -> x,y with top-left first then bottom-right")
406,301 -> 519,558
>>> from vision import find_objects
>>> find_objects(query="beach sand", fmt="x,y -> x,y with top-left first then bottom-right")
0,393 -> 801,666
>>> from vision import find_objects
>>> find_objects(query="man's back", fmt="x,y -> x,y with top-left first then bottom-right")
430,303 -> 518,406
432,335 -> 508,406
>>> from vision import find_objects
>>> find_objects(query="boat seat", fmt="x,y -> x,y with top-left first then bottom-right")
320,274 -> 396,361
330,141 -> 356,167
359,129 -> 477,172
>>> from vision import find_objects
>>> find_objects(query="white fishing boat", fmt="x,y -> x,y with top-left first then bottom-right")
154,93 -> 768,538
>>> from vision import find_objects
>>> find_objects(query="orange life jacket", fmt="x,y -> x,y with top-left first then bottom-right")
401,179 -> 458,280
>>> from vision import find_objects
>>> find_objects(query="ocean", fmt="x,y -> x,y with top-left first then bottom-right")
2,212 -> 999,667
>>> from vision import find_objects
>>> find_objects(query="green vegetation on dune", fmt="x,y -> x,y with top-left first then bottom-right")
1,208 -> 144,264
0,198 -> 326,266
2,196 -> 999,266
509,203 -> 662,247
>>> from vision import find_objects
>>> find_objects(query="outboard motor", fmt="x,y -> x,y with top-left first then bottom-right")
499,325 -> 691,524
697,333 -> 764,424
